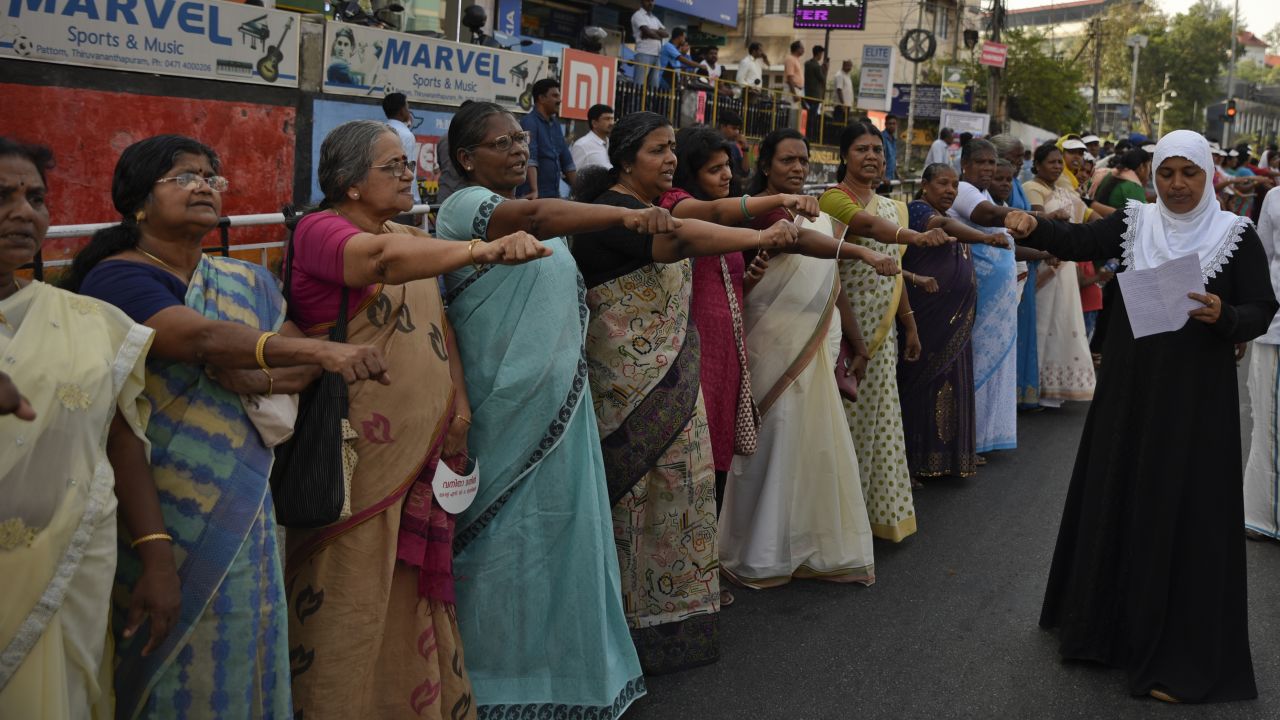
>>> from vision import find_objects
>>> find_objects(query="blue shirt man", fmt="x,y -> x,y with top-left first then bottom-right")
517,79 -> 576,199
658,27 -> 699,89
882,114 -> 900,182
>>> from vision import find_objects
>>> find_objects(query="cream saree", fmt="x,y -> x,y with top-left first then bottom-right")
1031,180 -> 1096,402
719,216 -> 876,588
0,282 -> 152,719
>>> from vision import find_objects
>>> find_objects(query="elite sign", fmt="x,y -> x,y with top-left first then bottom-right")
0,0 -> 299,87
322,23 -> 548,112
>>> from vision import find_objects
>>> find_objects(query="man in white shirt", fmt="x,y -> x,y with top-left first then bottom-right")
382,92 -> 423,226
925,127 -> 953,167
631,0 -> 667,88
832,59 -> 854,123
736,42 -> 765,94
699,47 -> 725,81
571,104 -> 614,172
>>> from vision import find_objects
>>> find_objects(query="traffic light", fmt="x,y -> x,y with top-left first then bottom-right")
1226,98 -> 1238,123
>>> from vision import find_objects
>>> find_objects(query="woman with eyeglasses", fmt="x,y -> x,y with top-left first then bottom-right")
65,134 -> 394,718
433,102 -> 692,716
283,119 -> 548,720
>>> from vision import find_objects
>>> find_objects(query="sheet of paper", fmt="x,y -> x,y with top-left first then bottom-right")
1116,253 -> 1206,339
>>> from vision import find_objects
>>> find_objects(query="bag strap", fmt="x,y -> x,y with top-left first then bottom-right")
282,206 -> 351,344
719,257 -> 749,373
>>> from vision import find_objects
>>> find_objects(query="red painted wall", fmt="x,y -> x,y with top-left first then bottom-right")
0,83 -> 296,263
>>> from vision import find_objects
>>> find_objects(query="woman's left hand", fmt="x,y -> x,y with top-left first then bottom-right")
623,207 -> 682,235
1188,292 -> 1223,324
1005,211 -> 1038,239
443,416 -> 470,459
849,351 -> 869,383
125,565 -> 182,656
206,366 -> 267,395
782,194 -> 820,221
912,275 -> 940,293
902,329 -> 922,362
909,228 -> 953,247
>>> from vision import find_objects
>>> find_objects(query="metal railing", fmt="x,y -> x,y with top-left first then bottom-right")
614,59 -> 852,146
26,205 -> 436,279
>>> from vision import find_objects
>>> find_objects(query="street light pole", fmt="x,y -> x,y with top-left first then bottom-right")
1225,0 -> 1239,145
1126,34 -> 1148,134
1157,73 -> 1177,139
1091,19 -> 1102,133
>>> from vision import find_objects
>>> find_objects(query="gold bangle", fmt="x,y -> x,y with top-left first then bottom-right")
130,532 -> 173,549
255,331 -> 278,370
468,239 -> 484,269
756,230 -> 763,248
261,368 -> 274,395
895,226 -> 904,243
454,415 -> 472,426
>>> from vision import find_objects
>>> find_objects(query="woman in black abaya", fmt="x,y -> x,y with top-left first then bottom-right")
1008,130 -> 1277,703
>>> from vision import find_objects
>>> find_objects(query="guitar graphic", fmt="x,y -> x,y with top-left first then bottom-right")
256,17 -> 293,83
518,62 -> 543,111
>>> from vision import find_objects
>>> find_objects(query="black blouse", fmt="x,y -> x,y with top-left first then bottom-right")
570,191 -> 657,288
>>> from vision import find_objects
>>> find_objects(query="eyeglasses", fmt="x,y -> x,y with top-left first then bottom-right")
466,131 -> 531,153
371,158 -> 417,176
155,173 -> 230,192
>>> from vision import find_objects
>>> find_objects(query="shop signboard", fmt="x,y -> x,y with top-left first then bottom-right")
793,0 -> 867,30
856,45 -> 894,112
655,0 -> 737,27
561,48 -> 615,121
0,0 -> 300,87
322,23 -> 548,112
890,84 -> 973,119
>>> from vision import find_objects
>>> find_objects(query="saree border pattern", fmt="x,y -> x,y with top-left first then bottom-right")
453,275 -> 592,554
474,676 -> 647,720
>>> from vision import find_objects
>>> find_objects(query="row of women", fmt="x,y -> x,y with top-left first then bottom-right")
1,112 -> 1274,718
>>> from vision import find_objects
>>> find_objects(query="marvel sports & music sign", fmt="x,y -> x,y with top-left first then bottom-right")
793,0 -> 866,30
0,0 -> 299,87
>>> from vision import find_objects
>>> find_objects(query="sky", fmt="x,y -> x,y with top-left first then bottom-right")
1005,0 -> 1280,38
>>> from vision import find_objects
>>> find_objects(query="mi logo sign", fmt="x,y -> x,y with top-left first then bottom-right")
561,49 -> 616,121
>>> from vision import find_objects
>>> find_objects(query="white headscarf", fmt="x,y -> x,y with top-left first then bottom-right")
1123,129 -> 1250,281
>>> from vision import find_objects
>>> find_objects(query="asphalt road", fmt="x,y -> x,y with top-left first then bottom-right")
626,361 -> 1280,720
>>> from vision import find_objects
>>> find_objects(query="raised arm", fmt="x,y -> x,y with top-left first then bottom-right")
1014,207 -> 1126,263
671,193 -> 814,226
485,198 -> 680,240
923,214 -> 1008,247
341,229 -> 549,287
969,200 -> 1022,228
651,217 -> 797,261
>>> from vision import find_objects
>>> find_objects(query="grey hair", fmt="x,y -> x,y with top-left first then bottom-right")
989,133 -> 1023,159
961,138 -> 997,165
318,119 -> 395,208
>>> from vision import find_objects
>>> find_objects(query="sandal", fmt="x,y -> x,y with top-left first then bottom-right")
1149,689 -> 1180,704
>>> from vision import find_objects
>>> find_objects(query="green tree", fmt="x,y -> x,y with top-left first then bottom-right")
958,29 -> 1090,132
1091,0 -> 1233,134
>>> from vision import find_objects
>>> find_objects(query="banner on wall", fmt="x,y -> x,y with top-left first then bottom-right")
0,0 -> 299,87
322,23 -> 548,112
560,48 -> 615,121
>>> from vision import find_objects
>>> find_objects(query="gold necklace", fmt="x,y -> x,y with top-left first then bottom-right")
612,183 -> 656,208
840,179 -> 874,208
136,246 -> 186,276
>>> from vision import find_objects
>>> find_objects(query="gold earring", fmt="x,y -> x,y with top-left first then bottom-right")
351,192 -> 360,199
135,210 -> 146,223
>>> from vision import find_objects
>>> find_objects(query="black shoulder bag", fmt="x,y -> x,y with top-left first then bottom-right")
268,207 -> 354,528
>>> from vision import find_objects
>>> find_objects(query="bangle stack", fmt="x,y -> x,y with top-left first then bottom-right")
255,331 -> 277,395
740,194 -> 754,221
468,239 -> 484,269
131,532 -> 173,549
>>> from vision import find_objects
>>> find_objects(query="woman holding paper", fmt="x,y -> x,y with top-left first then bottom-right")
1009,130 -> 1277,703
